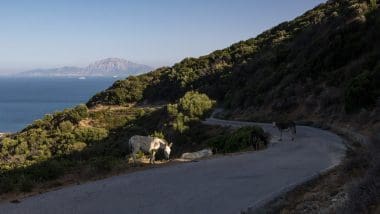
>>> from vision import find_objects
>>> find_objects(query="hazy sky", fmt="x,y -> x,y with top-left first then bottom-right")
0,0 -> 325,73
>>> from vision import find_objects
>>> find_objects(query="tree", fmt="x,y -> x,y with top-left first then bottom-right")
177,91 -> 215,119
167,91 -> 215,132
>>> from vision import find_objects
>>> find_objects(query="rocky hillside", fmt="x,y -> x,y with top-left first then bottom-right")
88,0 -> 379,129
20,58 -> 153,77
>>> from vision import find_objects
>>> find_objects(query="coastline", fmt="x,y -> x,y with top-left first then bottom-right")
0,132 -> 10,139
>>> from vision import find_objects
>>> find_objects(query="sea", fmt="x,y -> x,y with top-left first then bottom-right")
0,77 -> 118,132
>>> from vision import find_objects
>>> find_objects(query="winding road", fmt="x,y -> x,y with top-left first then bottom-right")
0,118 -> 346,214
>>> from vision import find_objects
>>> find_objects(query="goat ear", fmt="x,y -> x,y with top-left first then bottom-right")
169,143 -> 173,147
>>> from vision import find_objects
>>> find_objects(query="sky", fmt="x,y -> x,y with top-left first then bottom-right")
0,0 -> 325,73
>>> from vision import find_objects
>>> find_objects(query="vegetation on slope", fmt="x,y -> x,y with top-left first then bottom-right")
0,92 -> 267,194
1,0 -> 379,202
343,134 -> 380,213
88,0 -> 379,123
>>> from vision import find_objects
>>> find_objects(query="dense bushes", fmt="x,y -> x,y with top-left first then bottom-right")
52,104 -> 89,125
0,103 -> 157,194
207,126 -> 268,153
0,159 -> 65,194
0,104 -> 107,171
87,75 -> 152,106
25,104 -> 89,132
74,127 -> 108,143
88,107 -> 148,129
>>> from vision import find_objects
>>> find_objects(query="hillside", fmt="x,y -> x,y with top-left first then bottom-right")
88,0 -> 379,129
20,58 -> 153,77
0,0 -> 379,211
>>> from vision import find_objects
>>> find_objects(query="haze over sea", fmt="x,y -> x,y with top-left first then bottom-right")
0,77 -> 116,132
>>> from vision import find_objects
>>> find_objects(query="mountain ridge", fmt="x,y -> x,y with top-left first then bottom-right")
19,58 -> 153,77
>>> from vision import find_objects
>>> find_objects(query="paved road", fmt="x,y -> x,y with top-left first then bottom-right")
0,118 -> 346,214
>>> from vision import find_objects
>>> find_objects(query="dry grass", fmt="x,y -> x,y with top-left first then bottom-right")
88,104 -> 132,112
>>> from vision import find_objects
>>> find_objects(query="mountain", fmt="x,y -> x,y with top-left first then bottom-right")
22,66 -> 83,77
84,58 -> 152,76
19,58 -> 153,77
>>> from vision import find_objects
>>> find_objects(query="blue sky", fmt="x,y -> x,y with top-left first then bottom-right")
0,0 -> 325,73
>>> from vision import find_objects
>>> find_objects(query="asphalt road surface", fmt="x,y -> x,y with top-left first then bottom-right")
0,118 -> 346,214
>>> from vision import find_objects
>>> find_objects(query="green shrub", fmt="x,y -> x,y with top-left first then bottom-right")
345,71 -> 377,112
67,104 -> 89,124
370,0 -> 378,11
0,138 -> 18,156
71,142 -> 87,152
59,121 -> 74,133
19,175 -> 34,192
167,91 -> 215,132
53,104 -> 89,125
87,76 -> 149,106
30,117 -> 52,130
91,157 -> 117,172
74,127 -> 108,143
28,160 -> 65,182
177,91 -> 215,119
0,175 -> 16,193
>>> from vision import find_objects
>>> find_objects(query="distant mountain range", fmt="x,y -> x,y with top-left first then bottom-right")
19,58 -> 153,77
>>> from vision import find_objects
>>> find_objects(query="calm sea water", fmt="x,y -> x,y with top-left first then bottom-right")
0,77 -> 117,132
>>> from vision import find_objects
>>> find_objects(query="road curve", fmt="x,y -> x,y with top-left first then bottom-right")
0,118 -> 346,214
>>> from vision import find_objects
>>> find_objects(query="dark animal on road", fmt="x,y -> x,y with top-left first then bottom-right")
250,131 -> 268,150
273,121 -> 296,141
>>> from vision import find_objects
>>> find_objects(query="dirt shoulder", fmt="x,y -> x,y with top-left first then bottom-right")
244,127 -> 379,214
246,155 -> 356,213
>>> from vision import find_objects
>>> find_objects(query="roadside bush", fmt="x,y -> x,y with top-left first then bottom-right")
28,160 -> 65,182
19,175 -> 34,192
345,71 -> 377,112
91,157 -> 118,172
207,126 -> 268,153
0,175 -> 16,193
